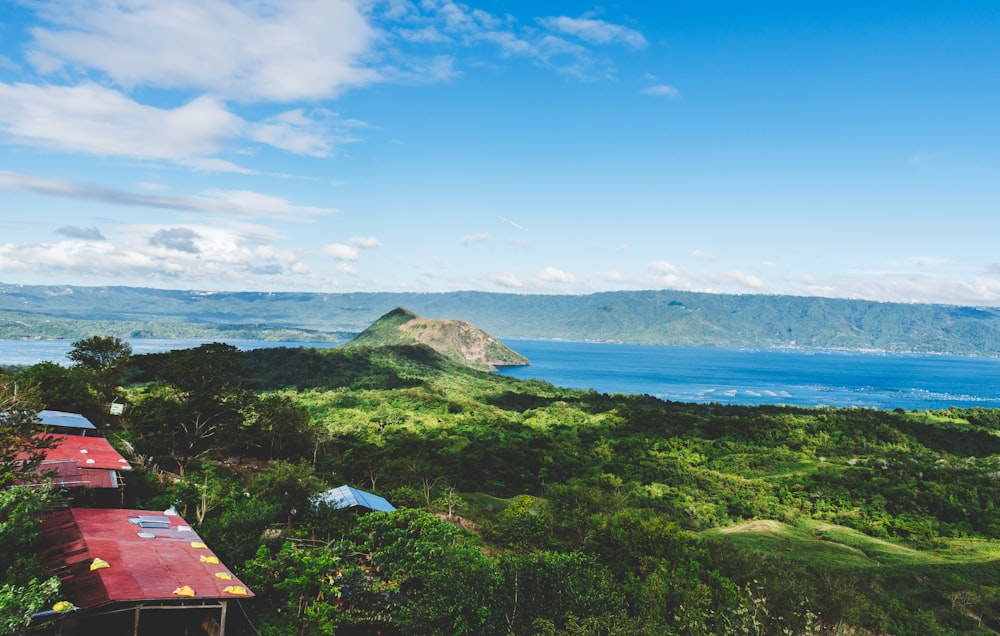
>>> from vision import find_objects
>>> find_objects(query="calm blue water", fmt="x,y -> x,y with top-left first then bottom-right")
0,338 -> 343,367
3,338 -> 1000,410
496,340 -> 1000,410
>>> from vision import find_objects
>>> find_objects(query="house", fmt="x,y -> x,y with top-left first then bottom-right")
313,484 -> 396,513
29,433 -> 132,488
34,507 -> 253,635
38,409 -> 99,435
13,410 -> 131,490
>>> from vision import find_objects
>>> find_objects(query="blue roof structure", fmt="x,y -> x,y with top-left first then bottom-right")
38,410 -> 97,430
314,485 -> 396,513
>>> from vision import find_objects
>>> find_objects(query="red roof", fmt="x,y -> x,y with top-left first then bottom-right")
33,433 -> 133,471
20,459 -> 117,489
38,508 -> 253,609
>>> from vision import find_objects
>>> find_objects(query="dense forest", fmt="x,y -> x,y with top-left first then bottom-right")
6,283 -> 1000,355
6,336 -> 1000,634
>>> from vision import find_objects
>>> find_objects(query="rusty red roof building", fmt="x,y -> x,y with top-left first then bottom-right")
37,507 -> 253,635
18,433 -> 132,489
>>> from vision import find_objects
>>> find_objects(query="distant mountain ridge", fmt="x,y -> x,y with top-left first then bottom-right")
342,307 -> 530,370
4,282 -> 1000,356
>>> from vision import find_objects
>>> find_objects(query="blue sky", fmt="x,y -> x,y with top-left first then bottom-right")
0,1 -> 998,304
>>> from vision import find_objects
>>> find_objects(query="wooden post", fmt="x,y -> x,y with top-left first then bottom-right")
219,601 -> 228,636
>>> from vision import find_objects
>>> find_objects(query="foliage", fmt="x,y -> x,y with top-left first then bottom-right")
15,362 -> 97,417
0,577 -> 60,636
0,373 -> 55,488
15,340 -> 1000,634
240,392 -> 314,461
128,343 -> 250,475
68,335 -> 132,404
0,487 -> 61,635
68,335 -> 131,372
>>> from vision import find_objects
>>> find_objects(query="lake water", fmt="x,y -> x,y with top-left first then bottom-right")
496,340 -> 1000,410
0,338 -> 343,366
3,338 -> 1000,410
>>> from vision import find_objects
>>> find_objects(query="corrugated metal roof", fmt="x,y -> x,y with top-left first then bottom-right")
38,508 -> 254,609
19,459 -> 117,489
33,433 -> 132,471
314,485 -> 396,513
38,410 -> 97,430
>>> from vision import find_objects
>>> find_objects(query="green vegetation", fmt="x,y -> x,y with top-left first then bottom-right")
342,307 -> 530,369
0,374 -> 61,634
7,339 -> 1000,633
7,283 -> 1000,354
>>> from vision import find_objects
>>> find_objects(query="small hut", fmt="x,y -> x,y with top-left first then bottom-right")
313,485 -> 396,513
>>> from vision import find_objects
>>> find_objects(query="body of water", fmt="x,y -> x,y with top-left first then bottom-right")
496,340 -> 1000,410
0,338 -> 343,367
3,337 -> 1000,410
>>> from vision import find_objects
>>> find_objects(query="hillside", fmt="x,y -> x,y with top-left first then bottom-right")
5,282 -> 1000,355
341,307 -> 530,370
127,344 -> 1000,633
11,341 -> 1000,633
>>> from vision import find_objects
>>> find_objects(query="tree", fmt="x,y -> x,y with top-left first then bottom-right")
242,393 -> 312,460
484,495 -> 550,551
0,487 -> 61,635
129,344 -> 250,476
496,552 -> 622,634
67,335 -> 132,403
358,509 -> 500,635
250,460 -> 323,528
16,362 -> 96,415
0,373 -> 54,488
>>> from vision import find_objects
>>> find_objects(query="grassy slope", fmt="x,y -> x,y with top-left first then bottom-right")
132,343 -> 1000,633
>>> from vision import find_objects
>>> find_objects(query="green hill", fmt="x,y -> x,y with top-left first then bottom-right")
341,307 -> 530,370
14,341 -> 1000,633
6,282 -> 1000,355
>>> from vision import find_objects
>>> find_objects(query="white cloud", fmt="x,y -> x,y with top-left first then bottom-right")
248,109 -> 365,158
150,228 -> 201,253
336,262 -> 359,276
600,269 -> 644,285
395,26 -> 452,44
0,83 -> 241,160
350,236 -> 382,248
178,158 -> 256,174
54,226 -> 106,241
0,82 -> 361,166
199,189 -> 336,220
898,256 -> 953,267
0,222 -> 311,288
498,216 -> 523,230
641,84 -> 679,98
371,2 -> 638,79
493,273 -> 524,289
537,16 -> 647,50
648,260 -> 680,275
645,260 -> 766,293
26,0 -> 380,102
696,270 -> 766,289
0,171 -> 336,219
691,250 -> 717,262
538,266 -> 576,284
462,233 -> 490,246
324,243 -> 361,261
